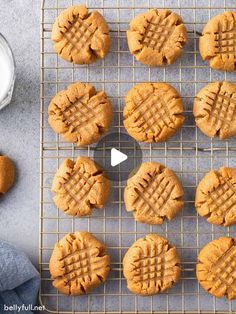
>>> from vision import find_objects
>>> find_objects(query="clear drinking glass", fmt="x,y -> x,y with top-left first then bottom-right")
0,33 -> 15,110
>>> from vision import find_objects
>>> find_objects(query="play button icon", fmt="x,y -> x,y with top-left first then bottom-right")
111,148 -> 128,167
94,132 -> 142,182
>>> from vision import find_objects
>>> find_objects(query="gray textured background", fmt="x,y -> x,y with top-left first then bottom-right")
0,0 -> 40,266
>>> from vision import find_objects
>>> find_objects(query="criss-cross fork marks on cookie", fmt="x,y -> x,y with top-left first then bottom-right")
141,15 -> 175,52
214,20 -> 236,57
62,17 -> 96,54
133,173 -> 175,218
131,243 -> 175,289
205,89 -> 236,129
62,169 -> 97,209
49,232 -> 110,295
206,176 -> 236,220
59,246 -> 104,287
208,245 -> 236,292
130,91 -> 175,135
63,96 -> 103,134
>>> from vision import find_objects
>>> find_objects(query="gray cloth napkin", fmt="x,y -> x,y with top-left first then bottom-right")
0,240 -> 40,314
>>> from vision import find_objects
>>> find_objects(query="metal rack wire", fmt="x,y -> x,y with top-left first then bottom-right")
40,0 -> 236,313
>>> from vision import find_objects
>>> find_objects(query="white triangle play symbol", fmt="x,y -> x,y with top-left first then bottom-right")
111,148 -> 128,167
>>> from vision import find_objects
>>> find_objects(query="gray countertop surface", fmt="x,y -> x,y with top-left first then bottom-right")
0,0 -> 40,267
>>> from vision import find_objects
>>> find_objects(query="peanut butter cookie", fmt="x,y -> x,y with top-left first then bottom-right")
196,237 -> 236,300
51,5 -> 111,64
124,162 -> 184,224
195,167 -> 236,226
49,231 -> 110,295
127,9 -> 187,66
52,156 -> 110,217
0,155 -> 15,194
193,81 -> 236,139
48,82 -> 112,146
199,12 -> 236,71
123,83 -> 184,143
123,234 -> 180,295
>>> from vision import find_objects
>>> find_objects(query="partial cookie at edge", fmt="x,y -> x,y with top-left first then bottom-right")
195,167 -> 236,226
0,155 -> 15,194
196,237 -> 236,300
199,11 -> 236,71
193,81 -> 236,139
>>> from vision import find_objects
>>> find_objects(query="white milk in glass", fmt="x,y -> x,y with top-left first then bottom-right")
0,34 -> 15,109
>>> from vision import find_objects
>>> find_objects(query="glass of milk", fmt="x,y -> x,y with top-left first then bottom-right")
0,33 -> 15,110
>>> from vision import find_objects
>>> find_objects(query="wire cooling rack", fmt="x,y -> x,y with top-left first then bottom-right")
40,0 -> 236,313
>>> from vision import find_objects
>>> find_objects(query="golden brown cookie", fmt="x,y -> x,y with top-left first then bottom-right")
52,156 -> 110,217
123,234 -> 180,295
196,237 -> 236,300
127,9 -> 187,66
48,82 -> 112,146
49,231 -> 110,295
124,162 -> 184,224
51,5 -> 111,64
123,83 -> 184,143
0,155 -> 15,194
195,167 -> 236,226
193,81 -> 236,139
199,12 -> 236,71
